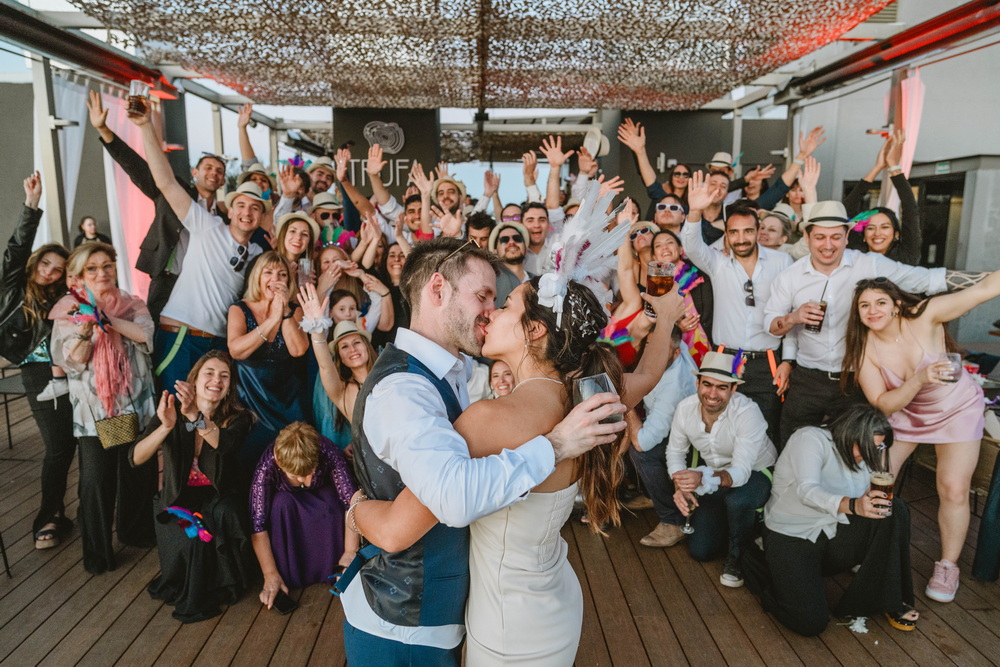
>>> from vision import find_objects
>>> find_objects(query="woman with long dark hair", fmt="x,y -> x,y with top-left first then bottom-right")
348,275 -> 683,664
744,405 -> 917,636
131,350 -> 256,621
842,272 -> 1000,603
0,173 -> 73,549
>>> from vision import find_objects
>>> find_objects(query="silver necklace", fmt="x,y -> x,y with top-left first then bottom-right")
512,376 -> 564,392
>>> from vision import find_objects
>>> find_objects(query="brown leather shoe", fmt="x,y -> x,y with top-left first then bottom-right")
623,495 -> 654,511
640,522 -> 687,548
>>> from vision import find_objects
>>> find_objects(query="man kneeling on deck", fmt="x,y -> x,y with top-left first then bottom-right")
668,351 -> 776,588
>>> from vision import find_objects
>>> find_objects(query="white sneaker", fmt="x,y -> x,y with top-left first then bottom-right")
36,378 -> 68,402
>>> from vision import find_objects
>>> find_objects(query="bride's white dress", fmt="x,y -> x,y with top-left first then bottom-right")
465,482 -> 582,666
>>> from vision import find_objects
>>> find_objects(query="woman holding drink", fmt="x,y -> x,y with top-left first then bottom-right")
743,405 -> 918,636
842,271 -> 1000,602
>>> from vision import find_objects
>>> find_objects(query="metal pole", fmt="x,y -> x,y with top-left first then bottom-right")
211,103 -> 224,155
31,56 -> 69,246
731,107 -> 744,179
269,127 -> 280,177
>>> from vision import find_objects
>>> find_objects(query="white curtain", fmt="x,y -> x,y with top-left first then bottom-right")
882,68 -> 925,210
53,74 -> 89,230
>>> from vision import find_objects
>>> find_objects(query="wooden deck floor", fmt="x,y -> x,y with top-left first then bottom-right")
1,388 -> 999,666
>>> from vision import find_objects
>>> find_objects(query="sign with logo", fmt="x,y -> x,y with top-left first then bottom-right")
332,109 -> 439,200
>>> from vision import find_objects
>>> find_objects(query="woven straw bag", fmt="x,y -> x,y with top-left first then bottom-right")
95,411 -> 139,449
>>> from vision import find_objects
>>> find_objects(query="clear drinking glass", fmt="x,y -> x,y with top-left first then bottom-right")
940,352 -> 962,383
644,261 -> 675,317
572,373 -> 623,423
127,80 -> 150,116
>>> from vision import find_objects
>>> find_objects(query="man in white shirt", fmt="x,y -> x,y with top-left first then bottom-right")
668,351 -> 777,588
130,109 -> 266,393
522,203 -> 554,275
682,174 -> 794,444
625,327 -> 698,548
764,201 -> 948,446
339,238 -> 627,664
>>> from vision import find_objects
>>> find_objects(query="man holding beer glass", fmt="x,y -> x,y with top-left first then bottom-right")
743,405 -> 918,636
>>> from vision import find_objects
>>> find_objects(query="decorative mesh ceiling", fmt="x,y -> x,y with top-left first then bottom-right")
69,0 -> 893,109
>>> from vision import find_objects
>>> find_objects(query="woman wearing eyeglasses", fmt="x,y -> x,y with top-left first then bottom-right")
227,251 -> 309,479
842,272 -> 1000,604
652,194 -> 687,234
49,241 -> 158,574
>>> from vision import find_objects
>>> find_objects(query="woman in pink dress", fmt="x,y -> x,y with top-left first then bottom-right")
842,271 -> 1000,603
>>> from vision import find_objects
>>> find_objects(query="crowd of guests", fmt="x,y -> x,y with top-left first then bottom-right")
2,91 -> 998,648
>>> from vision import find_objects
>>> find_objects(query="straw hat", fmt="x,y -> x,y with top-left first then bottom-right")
236,163 -> 277,192
488,220 -> 530,252
307,191 -> 344,214
707,152 -> 734,170
583,127 -> 610,158
224,182 -> 272,213
328,320 -> 370,356
804,201 -> 850,229
306,156 -> 336,176
431,176 -> 467,207
692,351 -> 745,385
276,211 -> 320,242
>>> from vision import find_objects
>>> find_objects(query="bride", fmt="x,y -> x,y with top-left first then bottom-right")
352,274 -> 682,664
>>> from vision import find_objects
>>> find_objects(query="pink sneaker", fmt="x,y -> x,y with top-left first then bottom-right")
925,559 -> 959,602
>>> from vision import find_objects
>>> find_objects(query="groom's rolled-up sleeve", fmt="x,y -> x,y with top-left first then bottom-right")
363,374 -> 556,528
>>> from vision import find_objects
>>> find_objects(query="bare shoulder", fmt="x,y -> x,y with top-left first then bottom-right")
457,385 -> 567,459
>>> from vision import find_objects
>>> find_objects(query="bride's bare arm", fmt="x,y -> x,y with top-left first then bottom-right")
351,488 -> 439,553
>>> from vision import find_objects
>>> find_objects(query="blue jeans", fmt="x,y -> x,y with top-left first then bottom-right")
343,621 -> 462,667
629,440 -> 682,526
153,329 -> 225,393
688,470 -> 771,562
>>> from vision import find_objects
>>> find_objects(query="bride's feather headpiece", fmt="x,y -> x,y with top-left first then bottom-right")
537,181 -> 628,328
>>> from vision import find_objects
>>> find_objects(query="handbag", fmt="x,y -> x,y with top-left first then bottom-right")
91,385 -> 141,450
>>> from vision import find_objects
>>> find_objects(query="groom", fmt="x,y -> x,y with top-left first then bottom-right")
339,238 -> 627,665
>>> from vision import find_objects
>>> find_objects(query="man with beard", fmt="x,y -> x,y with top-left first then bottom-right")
432,175 -> 465,215
465,212 -> 495,249
306,156 -> 336,195
487,219 -> 533,307
682,172 -> 793,444
336,237 -> 627,664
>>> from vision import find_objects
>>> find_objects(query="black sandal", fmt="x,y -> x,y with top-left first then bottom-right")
34,528 -> 60,550
885,605 -> 919,631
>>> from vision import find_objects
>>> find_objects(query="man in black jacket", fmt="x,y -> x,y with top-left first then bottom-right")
86,90 -> 226,321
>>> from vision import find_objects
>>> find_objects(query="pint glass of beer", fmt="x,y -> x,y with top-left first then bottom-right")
870,471 -> 895,516
644,261 -> 674,318
128,80 -> 150,116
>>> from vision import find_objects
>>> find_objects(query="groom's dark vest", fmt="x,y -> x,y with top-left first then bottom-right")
349,344 -> 470,627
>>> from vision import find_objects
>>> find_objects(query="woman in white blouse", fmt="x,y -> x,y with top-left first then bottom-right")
743,404 -> 918,636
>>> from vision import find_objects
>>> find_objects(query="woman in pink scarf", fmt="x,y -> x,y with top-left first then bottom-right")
50,242 -> 158,575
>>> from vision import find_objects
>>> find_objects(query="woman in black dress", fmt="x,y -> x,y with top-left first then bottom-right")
131,351 -> 256,622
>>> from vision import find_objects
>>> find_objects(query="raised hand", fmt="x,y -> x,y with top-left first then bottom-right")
409,162 -> 432,195
173,380 -> 198,422
886,128 -> 906,168
799,156 -> 821,200
86,90 -> 109,131
746,164 -> 776,183
483,170 -> 501,197
539,135 -> 574,168
298,282 -> 330,321
436,161 -> 450,178
361,273 -> 390,297
873,133 -> 891,172
366,143 -> 387,178
126,100 -> 152,127
596,174 -> 625,199
616,197 -> 638,226
279,164 -> 302,197
686,171 -> 713,212
23,171 -> 42,209
156,391 -> 177,431
798,126 -> 826,157
237,103 -> 253,130
577,146 -> 598,177
617,118 -> 646,153
430,205 -> 463,237
316,263 -> 343,297
521,152 -> 538,184
335,148 -> 351,183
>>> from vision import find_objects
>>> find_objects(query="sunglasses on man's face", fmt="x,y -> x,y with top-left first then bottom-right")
656,203 -> 684,213
318,210 -> 341,222
629,227 -> 652,241
498,233 -> 523,245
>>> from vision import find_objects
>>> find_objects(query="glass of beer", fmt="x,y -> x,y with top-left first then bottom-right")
870,471 -> 895,517
572,373 -> 623,424
127,80 -> 150,116
803,300 -> 828,333
644,261 -> 675,318
939,353 -> 962,382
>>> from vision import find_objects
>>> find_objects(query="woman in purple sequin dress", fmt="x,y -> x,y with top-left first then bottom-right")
249,421 -> 359,609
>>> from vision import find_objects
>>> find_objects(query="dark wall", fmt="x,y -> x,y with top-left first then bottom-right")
0,83 -> 35,243
612,110 -> 788,205
332,108 -> 440,200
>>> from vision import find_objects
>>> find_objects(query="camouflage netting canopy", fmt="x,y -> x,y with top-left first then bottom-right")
70,0 -> 892,109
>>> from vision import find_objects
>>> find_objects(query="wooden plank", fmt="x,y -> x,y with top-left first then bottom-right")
570,518 -> 650,666
229,587 -> 294,666
78,582 -> 166,666
151,613 -> 221,667
114,605 -> 182,666
306,592 -> 347,667
0,546 -> 145,664
0,533 -> 88,626
272,585 -> 334,666
565,521 -> 613,667
622,513 -> 721,665
192,588 -> 264,665
604,511 -> 687,666
0,499 -> 81,599
37,548 -> 162,665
